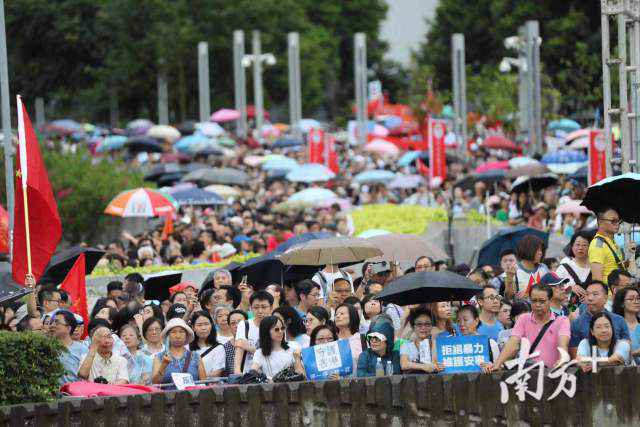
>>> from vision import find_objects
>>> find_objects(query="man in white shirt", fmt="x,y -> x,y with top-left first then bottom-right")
78,325 -> 129,384
234,291 -> 274,374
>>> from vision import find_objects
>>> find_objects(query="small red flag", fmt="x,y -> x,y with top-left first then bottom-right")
60,253 -> 89,338
161,213 -> 174,241
12,96 -> 62,284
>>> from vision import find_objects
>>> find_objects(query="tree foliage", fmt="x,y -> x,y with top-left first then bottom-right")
5,0 -> 390,124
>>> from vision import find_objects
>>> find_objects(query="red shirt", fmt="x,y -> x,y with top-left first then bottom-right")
267,232 -> 294,252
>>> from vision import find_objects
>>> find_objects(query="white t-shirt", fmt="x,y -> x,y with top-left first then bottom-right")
555,257 -> 590,288
251,347 -> 295,378
400,339 -> 432,364
197,345 -> 226,375
235,320 -> 260,373
515,263 -> 550,293
312,270 -> 353,299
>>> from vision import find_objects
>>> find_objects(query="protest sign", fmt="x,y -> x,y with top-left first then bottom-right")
436,335 -> 490,374
301,339 -> 353,380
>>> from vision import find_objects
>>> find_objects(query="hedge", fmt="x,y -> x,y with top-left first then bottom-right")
0,332 -> 65,406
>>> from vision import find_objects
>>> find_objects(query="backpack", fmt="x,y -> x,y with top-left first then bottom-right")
315,269 -> 349,298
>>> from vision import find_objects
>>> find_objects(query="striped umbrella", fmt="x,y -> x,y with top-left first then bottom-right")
104,188 -> 175,217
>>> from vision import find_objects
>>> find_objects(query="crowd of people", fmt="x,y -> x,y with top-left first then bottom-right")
1,200 -> 638,388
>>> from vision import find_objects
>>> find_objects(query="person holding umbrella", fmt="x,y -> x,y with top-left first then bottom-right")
588,207 -> 635,285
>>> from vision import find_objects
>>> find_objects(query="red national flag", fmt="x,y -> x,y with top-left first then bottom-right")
308,128 -> 325,164
12,96 -> 62,285
161,213 -> 174,241
60,253 -> 88,338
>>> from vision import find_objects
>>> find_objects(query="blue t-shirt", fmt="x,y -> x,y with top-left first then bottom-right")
477,321 -> 504,342
59,341 -> 88,385
631,324 -> 640,365
569,309 -> 630,348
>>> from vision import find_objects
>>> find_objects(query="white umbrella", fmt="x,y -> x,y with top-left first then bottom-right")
146,125 -> 181,142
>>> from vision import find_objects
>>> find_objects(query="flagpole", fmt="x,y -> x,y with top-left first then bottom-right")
0,0 -> 14,261
16,96 -> 32,275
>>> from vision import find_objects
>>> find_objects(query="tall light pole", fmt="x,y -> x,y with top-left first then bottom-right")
197,41 -> 211,123
243,31 -> 276,143
288,32 -> 302,141
157,58 -> 169,125
0,0 -> 13,259
526,21 -> 543,157
233,30 -> 247,138
451,33 -> 467,157
354,33 -> 368,145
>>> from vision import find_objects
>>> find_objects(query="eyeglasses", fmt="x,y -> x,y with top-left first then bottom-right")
625,297 -> 640,302
51,319 -> 68,326
307,292 -> 320,298
144,300 -> 160,307
482,295 -> 503,302
271,327 -> 285,333
601,217 -> 622,225
147,327 -> 162,334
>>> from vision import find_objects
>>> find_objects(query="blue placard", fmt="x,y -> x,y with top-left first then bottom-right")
436,335 -> 490,374
301,338 -> 353,380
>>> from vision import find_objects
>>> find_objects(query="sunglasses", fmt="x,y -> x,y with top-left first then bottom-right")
144,300 -> 160,307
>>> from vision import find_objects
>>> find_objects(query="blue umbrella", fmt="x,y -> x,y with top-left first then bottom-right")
382,116 -> 403,129
477,226 -> 549,267
174,134 -> 211,153
388,174 -> 426,189
354,169 -> 396,184
171,188 -> 226,206
262,157 -> 299,171
541,150 -> 587,165
398,151 -> 428,168
274,232 -> 333,254
289,188 -> 337,204
273,138 -> 304,148
48,119 -> 82,134
582,173 -> 640,223
548,118 -> 581,133
286,163 -> 336,183
97,135 -> 127,152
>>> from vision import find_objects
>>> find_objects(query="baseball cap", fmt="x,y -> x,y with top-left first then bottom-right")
367,332 -> 387,342
539,272 -> 569,287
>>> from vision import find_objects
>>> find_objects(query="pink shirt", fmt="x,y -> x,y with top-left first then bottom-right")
511,312 -> 570,368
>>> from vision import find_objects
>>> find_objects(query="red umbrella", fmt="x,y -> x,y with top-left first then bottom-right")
474,160 -> 510,173
482,135 -> 519,151
246,105 -> 270,119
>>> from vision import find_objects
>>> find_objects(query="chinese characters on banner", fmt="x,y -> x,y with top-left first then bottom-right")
429,118 -> 447,182
436,335 -> 490,374
588,130 -> 607,185
301,339 -> 353,380
308,128 -> 325,164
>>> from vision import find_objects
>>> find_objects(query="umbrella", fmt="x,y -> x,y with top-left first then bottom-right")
125,136 -> 163,153
262,157 -> 299,172
477,226 -> 549,267
288,188 -> 337,204
353,170 -> 396,184
177,120 -> 196,136
143,271 -> 183,302
229,253 -> 320,289
369,123 -> 389,137
156,172 -> 184,186
382,115 -> 403,129
581,173 -> 640,222
195,122 -> 225,137
127,119 -> 154,130
275,232 -> 334,254
243,155 -> 265,167
181,168 -> 249,186
146,125 -> 181,142
143,163 -> 183,181
204,184 -> 241,198
548,119 -> 581,133
506,163 -> 550,179
366,234 -> 448,263
217,136 -> 237,147
210,109 -> 240,122
454,170 -> 506,191
388,174 -> 426,189
163,182 -> 196,194
474,160 -> 510,173
278,237 -> 383,266
47,119 -> 82,135
564,129 -> 590,144
0,272 -> 32,307
104,188 -> 175,217
41,246 -> 106,284
174,134 -> 211,153
481,135 -> 519,151
375,271 -> 480,306
357,229 -> 392,238
286,163 -> 335,183
508,157 -> 539,169
541,150 -> 587,165
556,199 -> 592,215
397,151 -> 429,168
97,135 -> 127,153
171,188 -> 226,206
364,139 -> 400,157
298,118 -> 321,132
272,138 -> 304,148
569,165 -> 588,183
511,173 -> 559,193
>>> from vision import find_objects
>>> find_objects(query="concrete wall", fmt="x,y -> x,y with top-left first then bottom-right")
2,367 -> 639,426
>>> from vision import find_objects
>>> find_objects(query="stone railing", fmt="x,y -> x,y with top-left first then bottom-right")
1,367 -> 638,426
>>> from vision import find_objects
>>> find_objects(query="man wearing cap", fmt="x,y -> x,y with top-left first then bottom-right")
78,325 -> 129,384
539,272 -> 571,317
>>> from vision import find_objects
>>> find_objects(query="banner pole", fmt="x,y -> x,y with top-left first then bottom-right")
21,184 -> 31,274
16,95 -> 32,275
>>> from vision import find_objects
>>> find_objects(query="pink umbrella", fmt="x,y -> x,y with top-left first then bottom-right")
556,199 -> 592,215
564,128 -> 590,143
210,109 -> 241,122
565,136 -> 589,150
474,160 -> 510,173
364,139 -> 400,157
371,124 -> 390,137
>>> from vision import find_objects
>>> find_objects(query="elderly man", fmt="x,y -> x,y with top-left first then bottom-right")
78,325 -> 129,384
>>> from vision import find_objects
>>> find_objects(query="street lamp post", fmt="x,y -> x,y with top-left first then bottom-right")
242,31 -> 276,143
451,33 -> 467,157
197,41 -> 211,123
288,32 -> 302,141
354,33 -> 368,145
233,30 -> 247,138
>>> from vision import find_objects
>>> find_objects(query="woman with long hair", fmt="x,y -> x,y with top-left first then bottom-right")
429,301 -> 455,338
249,315 -> 304,380
612,287 -> 640,364
334,303 -> 364,368
273,305 -> 307,347
576,312 -> 631,371
189,311 -> 225,378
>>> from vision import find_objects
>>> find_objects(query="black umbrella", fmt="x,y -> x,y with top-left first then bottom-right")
454,169 -> 506,191
510,173 -> 559,193
143,271 -> 183,302
569,165 -> 588,183
229,253 -> 321,290
143,163 -> 183,181
125,136 -> 163,153
477,226 -> 548,267
375,271 -> 480,306
0,272 -> 32,307
581,173 -> 640,223
40,246 -> 106,285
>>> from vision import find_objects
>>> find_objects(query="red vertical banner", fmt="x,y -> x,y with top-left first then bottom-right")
429,118 -> 447,182
307,128 -> 325,164
324,134 -> 339,174
589,130 -> 607,185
